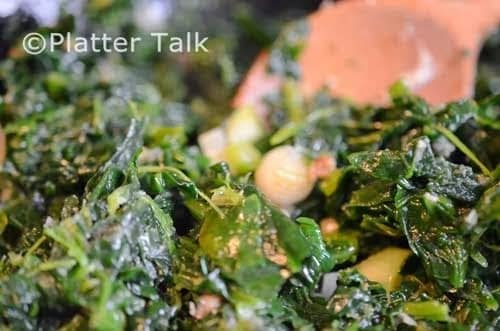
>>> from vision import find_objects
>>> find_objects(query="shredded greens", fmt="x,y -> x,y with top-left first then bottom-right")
1,2 -> 499,331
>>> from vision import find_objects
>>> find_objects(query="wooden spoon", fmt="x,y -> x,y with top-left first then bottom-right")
233,0 -> 500,113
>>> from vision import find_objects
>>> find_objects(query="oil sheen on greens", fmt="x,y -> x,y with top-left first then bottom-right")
1,3 -> 500,331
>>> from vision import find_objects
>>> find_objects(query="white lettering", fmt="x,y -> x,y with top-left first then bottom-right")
150,32 -> 169,52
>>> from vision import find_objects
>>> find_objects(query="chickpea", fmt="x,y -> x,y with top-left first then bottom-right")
255,145 -> 315,207
320,217 -> 340,236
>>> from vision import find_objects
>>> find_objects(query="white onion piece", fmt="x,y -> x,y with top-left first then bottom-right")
255,145 -> 315,207
197,126 -> 227,163
189,294 -> 222,320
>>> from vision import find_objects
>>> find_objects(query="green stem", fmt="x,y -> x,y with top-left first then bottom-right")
434,125 -> 491,176
28,258 -> 76,276
25,236 -> 46,257
138,165 -> 225,218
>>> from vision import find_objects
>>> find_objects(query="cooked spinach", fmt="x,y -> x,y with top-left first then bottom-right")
0,2 -> 499,331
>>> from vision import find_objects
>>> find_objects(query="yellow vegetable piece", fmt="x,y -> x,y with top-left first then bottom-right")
355,247 -> 411,292
224,143 -> 261,175
89,0 -> 113,10
0,213 -> 8,235
226,106 -> 264,144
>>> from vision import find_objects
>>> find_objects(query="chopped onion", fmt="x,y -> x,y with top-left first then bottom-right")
197,126 -> 227,163
189,294 -> 222,320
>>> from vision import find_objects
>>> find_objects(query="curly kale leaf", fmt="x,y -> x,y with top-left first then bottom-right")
477,183 -> 500,222
281,270 -> 393,330
85,118 -> 145,201
198,192 -> 311,301
1,121 -> 176,330
328,270 -> 390,330
396,189 -> 468,289
349,137 -> 484,202
348,150 -> 412,182
296,217 -> 334,286
407,138 -> 485,203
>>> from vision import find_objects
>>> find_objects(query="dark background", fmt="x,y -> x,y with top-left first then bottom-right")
0,0 -> 498,104
0,0 -> 325,59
